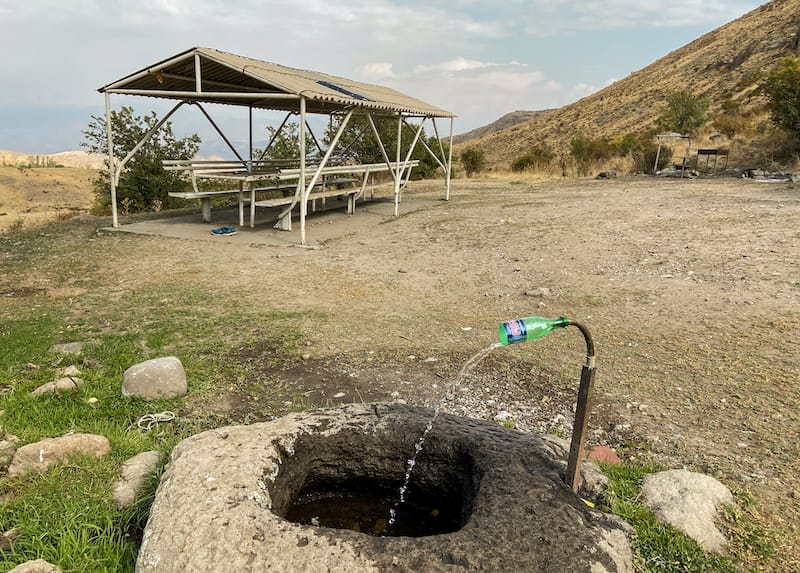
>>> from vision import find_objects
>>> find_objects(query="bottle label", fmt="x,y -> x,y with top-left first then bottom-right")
502,319 -> 527,345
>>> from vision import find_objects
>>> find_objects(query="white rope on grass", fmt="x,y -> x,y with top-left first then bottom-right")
136,411 -> 176,431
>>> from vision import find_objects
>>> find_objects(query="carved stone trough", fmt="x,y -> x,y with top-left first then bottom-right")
137,403 -> 633,572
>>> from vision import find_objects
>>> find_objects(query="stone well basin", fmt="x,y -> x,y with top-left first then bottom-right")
137,403 -> 633,572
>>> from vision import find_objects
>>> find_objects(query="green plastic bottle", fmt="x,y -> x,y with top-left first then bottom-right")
498,316 -> 570,346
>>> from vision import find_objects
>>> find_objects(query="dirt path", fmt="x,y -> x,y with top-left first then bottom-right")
9,175 -> 800,566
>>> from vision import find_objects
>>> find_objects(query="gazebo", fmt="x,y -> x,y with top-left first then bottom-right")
99,47 -> 456,244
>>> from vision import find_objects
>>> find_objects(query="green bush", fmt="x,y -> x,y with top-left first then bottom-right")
511,146 -> 554,172
569,136 -> 613,176
460,146 -> 486,177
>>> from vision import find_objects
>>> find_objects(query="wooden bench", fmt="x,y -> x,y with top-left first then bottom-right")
168,189 -> 246,223
163,158 -> 418,229
260,161 -> 419,229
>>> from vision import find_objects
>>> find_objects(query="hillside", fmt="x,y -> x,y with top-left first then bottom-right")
0,149 -> 105,170
452,110 -> 547,145
457,0 -> 800,170
0,166 -> 95,232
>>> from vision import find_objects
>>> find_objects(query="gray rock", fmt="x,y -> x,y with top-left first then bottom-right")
31,377 -> 84,397
580,460 -> 610,499
49,342 -> 83,355
113,451 -> 162,508
641,469 -> 734,552
122,356 -> 187,400
138,403 -> 633,573
0,432 -> 20,468
7,433 -> 111,477
58,365 -> 81,377
7,559 -> 62,573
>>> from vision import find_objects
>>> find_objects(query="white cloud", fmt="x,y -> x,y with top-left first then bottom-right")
516,0 -> 760,34
414,58 -> 502,74
360,62 -> 394,80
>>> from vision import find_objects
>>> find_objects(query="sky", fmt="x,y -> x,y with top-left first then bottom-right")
0,0 -> 766,155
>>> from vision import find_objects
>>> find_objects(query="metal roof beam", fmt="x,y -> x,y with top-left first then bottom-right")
104,89 -> 300,100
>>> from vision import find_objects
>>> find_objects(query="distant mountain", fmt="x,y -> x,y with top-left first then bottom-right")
456,0 -> 800,169
0,149 -> 105,169
452,111 -> 547,145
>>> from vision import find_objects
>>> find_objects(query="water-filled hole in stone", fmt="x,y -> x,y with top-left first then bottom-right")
267,431 -> 480,537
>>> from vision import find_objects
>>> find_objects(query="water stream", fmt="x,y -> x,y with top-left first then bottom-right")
387,342 -> 502,528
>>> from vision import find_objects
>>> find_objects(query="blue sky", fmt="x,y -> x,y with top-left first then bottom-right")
0,0 -> 765,155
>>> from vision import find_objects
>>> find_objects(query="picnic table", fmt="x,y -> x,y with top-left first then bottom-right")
164,159 -> 419,230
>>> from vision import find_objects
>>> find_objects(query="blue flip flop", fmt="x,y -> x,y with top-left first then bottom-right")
211,226 -> 237,236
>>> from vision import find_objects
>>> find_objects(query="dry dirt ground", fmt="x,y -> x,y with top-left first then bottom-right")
7,175 -> 800,567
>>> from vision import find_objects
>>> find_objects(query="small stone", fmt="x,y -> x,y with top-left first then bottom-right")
31,377 -> 84,397
25,362 -> 40,370
332,392 -> 346,398
122,356 -> 187,400
525,287 -> 551,297
301,353 -> 311,360
494,410 -> 513,422
0,527 -> 21,551
424,357 -> 438,363
112,451 -> 162,508
586,445 -> 621,465
49,342 -> 84,355
58,365 -> 81,377
7,559 -> 63,573
0,433 -> 20,467
7,433 -> 111,477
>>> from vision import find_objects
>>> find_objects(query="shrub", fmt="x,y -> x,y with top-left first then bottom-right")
460,146 -> 486,177
511,146 -> 554,172
569,136 -> 613,176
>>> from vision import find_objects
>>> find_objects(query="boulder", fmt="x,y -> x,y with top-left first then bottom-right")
641,469 -> 733,552
7,433 -> 111,477
7,559 -> 62,573
122,356 -> 187,400
31,377 -> 84,397
138,403 -> 633,573
113,451 -> 162,508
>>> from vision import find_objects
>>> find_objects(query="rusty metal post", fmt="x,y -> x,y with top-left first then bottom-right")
564,321 -> 596,494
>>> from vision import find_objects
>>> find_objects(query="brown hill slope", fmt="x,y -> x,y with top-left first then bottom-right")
459,0 -> 800,169
452,110 -> 547,145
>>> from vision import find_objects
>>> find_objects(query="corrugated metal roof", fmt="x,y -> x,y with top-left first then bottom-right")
100,47 -> 455,118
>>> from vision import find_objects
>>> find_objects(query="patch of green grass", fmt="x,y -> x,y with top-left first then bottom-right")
0,284 -> 313,572
600,462 -> 773,573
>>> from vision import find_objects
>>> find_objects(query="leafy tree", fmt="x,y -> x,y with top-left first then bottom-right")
460,146 -> 485,177
82,106 -> 200,214
323,114 -> 446,179
760,57 -> 800,137
657,90 -> 709,135
257,122 -> 317,160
